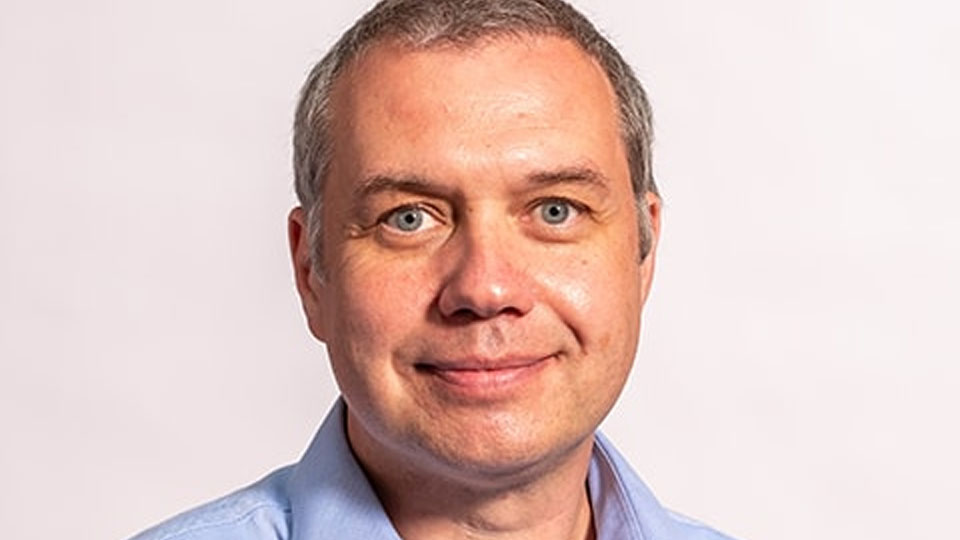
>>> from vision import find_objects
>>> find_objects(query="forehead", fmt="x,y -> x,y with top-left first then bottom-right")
326,34 -> 627,187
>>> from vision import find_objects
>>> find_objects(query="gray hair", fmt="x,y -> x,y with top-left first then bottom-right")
293,0 -> 658,269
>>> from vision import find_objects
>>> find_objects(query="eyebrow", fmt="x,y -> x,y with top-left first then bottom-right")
353,165 -> 613,200
354,174 -> 448,200
525,166 -> 612,193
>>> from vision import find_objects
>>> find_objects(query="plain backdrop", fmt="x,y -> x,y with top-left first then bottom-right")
1,1 -> 958,539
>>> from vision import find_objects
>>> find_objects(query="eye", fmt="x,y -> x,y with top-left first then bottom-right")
382,204 -> 439,233
537,198 -> 579,225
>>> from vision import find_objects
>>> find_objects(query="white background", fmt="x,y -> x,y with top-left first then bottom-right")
1,1 -> 957,539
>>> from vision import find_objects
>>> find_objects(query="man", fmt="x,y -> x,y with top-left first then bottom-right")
132,1 -> 737,539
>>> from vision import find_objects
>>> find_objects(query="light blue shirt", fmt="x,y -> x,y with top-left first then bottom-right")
131,400 -> 736,540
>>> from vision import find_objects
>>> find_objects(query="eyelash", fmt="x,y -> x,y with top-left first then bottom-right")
377,203 -> 442,233
374,197 -> 589,236
530,197 -> 588,224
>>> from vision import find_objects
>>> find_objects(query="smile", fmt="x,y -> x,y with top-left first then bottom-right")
415,355 -> 555,396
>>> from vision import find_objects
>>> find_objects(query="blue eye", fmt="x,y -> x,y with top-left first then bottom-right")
539,199 -> 573,225
385,206 -> 425,232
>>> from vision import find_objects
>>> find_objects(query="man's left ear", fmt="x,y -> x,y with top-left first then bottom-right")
639,191 -> 662,306
287,207 -> 327,343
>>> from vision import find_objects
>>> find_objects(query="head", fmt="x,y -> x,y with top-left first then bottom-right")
289,0 -> 662,487
294,0 -> 659,273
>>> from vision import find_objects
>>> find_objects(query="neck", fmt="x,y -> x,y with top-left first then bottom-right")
347,416 -> 597,540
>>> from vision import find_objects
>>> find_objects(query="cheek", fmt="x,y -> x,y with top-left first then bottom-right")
323,258 -> 436,405
536,248 -> 641,351
539,264 -> 592,314
332,254 -> 437,350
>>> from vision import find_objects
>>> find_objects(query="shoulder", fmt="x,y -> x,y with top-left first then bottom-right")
128,466 -> 294,540
666,510 -> 741,540
591,433 -> 741,540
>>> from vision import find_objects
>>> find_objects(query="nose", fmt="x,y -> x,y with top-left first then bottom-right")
437,224 -> 536,321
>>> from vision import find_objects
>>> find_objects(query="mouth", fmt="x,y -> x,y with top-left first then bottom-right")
414,355 -> 555,395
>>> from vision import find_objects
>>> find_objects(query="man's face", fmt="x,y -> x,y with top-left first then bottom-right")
291,35 -> 660,479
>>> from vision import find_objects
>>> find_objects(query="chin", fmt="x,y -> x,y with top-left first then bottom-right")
408,416 -> 596,484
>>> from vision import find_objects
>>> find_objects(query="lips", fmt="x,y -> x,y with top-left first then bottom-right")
419,355 -> 547,371
415,354 -> 555,392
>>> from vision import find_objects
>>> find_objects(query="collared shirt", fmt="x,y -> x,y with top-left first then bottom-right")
130,400 -> 736,540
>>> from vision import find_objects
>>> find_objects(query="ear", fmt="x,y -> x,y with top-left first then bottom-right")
638,191 -> 662,307
288,207 -> 327,343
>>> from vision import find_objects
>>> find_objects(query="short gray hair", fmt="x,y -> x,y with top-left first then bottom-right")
293,0 -> 658,268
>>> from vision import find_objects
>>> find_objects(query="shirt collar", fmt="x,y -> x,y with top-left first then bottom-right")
589,431 -> 679,540
286,399 -> 401,540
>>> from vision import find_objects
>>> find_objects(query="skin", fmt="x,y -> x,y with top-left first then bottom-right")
289,35 -> 661,540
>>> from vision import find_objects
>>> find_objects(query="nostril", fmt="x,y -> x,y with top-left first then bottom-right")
446,308 -> 482,325
443,304 -> 525,325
